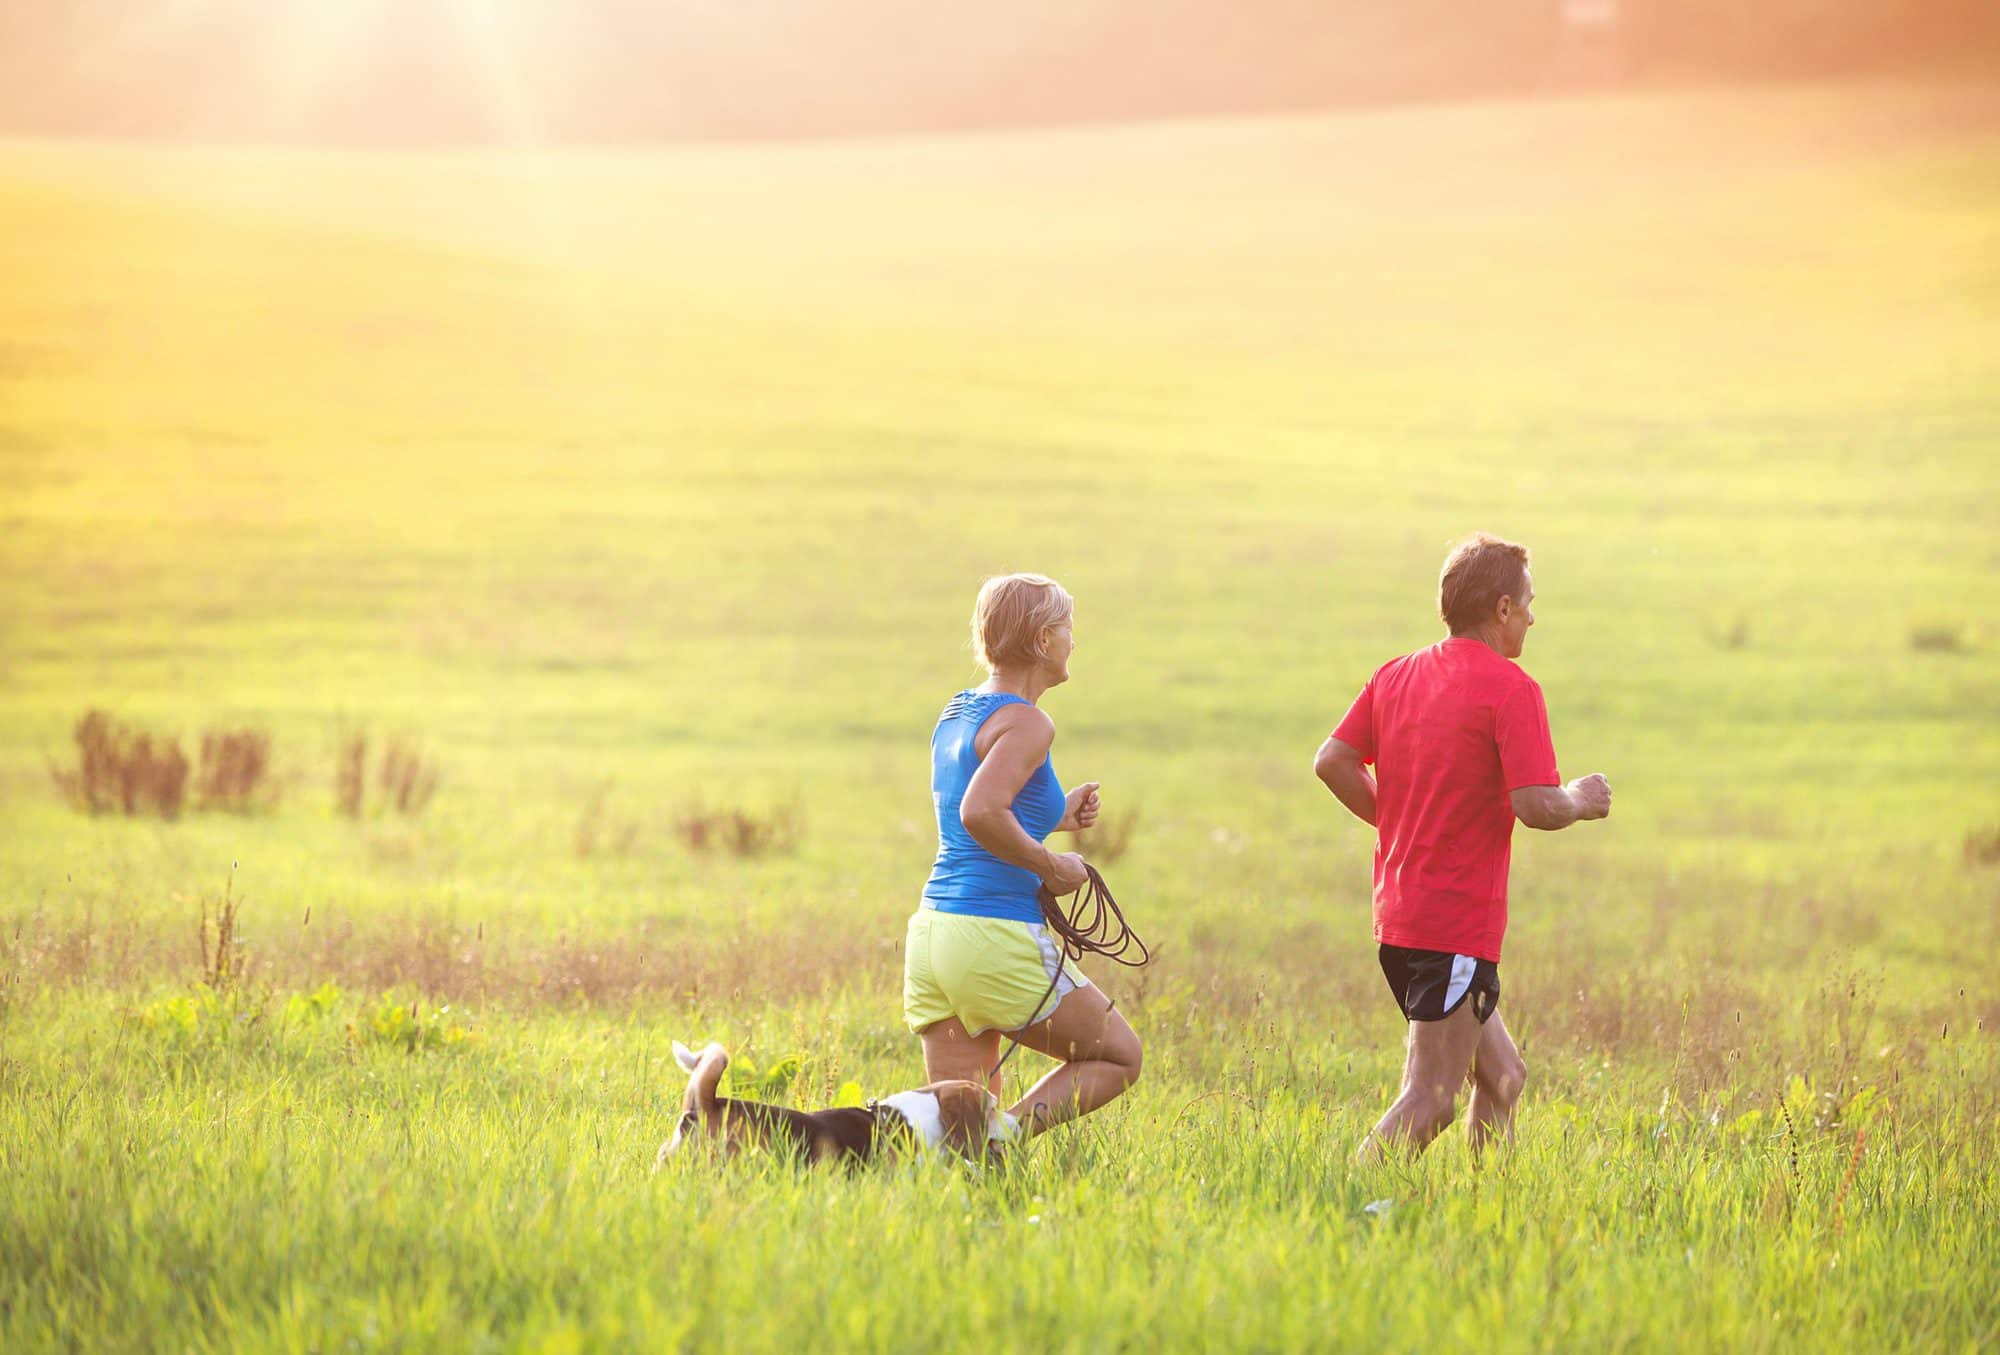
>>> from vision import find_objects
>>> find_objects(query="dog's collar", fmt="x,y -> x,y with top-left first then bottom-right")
867,1098 -> 921,1147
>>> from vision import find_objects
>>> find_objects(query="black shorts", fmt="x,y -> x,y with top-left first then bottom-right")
1378,945 -> 1500,1024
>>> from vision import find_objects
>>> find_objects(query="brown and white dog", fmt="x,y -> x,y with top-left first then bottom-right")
658,1041 -> 1019,1168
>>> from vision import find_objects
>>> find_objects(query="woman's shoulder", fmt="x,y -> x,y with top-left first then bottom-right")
941,688 -> 1014,721
941,687 -> 1040,715
980,698 -> 1054,745
945,688 -> 1052,746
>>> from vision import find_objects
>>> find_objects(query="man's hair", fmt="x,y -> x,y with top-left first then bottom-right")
971,573 -> 1073,671
1438,533 -> 1530,635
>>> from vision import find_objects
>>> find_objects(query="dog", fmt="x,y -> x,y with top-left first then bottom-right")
658,1041 -> 1018,1168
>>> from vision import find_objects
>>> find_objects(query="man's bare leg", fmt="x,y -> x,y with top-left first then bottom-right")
1465,1010 -> 1527,1157
1357,1001 -> 1483,1161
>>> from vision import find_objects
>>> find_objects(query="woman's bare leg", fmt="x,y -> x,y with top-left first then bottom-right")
920,1017 -> 1004,1095
1002,986 -> 1142,1137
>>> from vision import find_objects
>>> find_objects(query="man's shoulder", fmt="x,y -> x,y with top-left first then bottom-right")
1460,643 -> 1542,694
1498,658 -> 1545,695
1372,646 -> 1433,682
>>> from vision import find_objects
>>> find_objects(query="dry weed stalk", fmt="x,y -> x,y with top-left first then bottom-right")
194,727 -> 277,812
379,737 -> 440,816
335,733 -> 367,818
334,731 -> 441,819
1963,824 -> 2000,868
1076,807 -> 1141,865
574,783 -> 642,859
199,865 -> 248,992
49,710 -> 190,818
1829,1128 -> 1866,1236
674,798 -> 803,857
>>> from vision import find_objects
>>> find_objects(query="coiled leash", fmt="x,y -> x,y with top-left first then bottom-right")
990,864 -> 1152,1078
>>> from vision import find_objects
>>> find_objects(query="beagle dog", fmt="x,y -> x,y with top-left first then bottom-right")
658,1041 -> 1018,1168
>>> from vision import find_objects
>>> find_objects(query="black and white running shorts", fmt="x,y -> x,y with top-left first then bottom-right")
1378,944 -> 1500,1024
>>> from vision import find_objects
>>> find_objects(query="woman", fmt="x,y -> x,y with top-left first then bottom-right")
902,573 -> 1143,1139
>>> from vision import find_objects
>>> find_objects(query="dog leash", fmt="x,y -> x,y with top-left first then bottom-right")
990,864 -> 1151,1078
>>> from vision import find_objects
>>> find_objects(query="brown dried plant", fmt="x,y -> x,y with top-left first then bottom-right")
574,782 -> 642,859
194,727 -> 277,812
335,732 -> 367,818
199,864 -> 248,993
1076,806 -> 1141,865
49,710 -> 190,818
334,731 -> 441,819
673,797 -> 803,857
1963,824 -> 2000,868
378,736 -> 441,816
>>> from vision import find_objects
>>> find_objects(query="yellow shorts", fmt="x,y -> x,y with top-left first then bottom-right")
902,907 -> 1089,1037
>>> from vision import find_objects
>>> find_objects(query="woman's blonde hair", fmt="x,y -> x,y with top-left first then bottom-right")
970,573 -> 1073,671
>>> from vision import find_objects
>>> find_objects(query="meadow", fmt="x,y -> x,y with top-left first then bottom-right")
2,77 -> 1999,1351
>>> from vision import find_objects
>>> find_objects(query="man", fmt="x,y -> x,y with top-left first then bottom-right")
1315,533 -> 1611,1159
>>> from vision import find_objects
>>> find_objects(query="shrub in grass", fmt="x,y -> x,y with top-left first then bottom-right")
200,865 -> 249,992
714,1049 -> 806,1102
1907,615 -> 1968,652
48,709 -> 189,818
1703,610 -> 1751,650
379,736 -> 441,815
136,980 -> 346,1053
674,798 -> 803,857
334,731 -> 441,819
1076,806 -> 1141,865
335,732 -> 367,818
1965,824 -> 2000,867
283,981 -> 343,1025
350,993 -> 479,1052
574,781 -> 643,859
194,726 -> 277,812
135,983 -> 264,1049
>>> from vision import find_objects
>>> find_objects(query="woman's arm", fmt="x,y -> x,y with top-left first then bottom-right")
961,705 -> 1089,893
1055,781 -> 1101,833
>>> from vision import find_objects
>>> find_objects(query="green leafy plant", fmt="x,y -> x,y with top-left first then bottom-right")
349,993 -> 479,1052
135,983 -> 264,1050
716,1050 -> 805,1101
284,981 -> 343,1025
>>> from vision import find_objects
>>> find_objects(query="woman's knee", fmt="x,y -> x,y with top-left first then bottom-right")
1113,1030 -> 1143,1089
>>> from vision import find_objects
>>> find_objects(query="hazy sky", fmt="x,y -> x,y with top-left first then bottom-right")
3,0 -> 1994,144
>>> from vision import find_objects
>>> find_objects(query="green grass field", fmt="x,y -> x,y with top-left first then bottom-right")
3,78 -> 1999,1351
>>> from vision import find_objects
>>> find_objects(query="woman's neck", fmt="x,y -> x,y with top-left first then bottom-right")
979,666 -> 1052,704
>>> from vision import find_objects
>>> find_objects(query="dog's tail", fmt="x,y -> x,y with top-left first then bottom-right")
673,1040 -> 729,1122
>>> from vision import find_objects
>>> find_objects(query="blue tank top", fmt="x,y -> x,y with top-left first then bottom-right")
922,690 -> 1066,924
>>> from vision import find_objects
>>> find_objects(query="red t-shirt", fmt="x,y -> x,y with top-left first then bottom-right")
1332,637 -> 1560,962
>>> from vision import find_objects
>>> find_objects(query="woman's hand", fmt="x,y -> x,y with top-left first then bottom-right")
1056,781 -> 1101,834
1041,849 -> 1089,896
